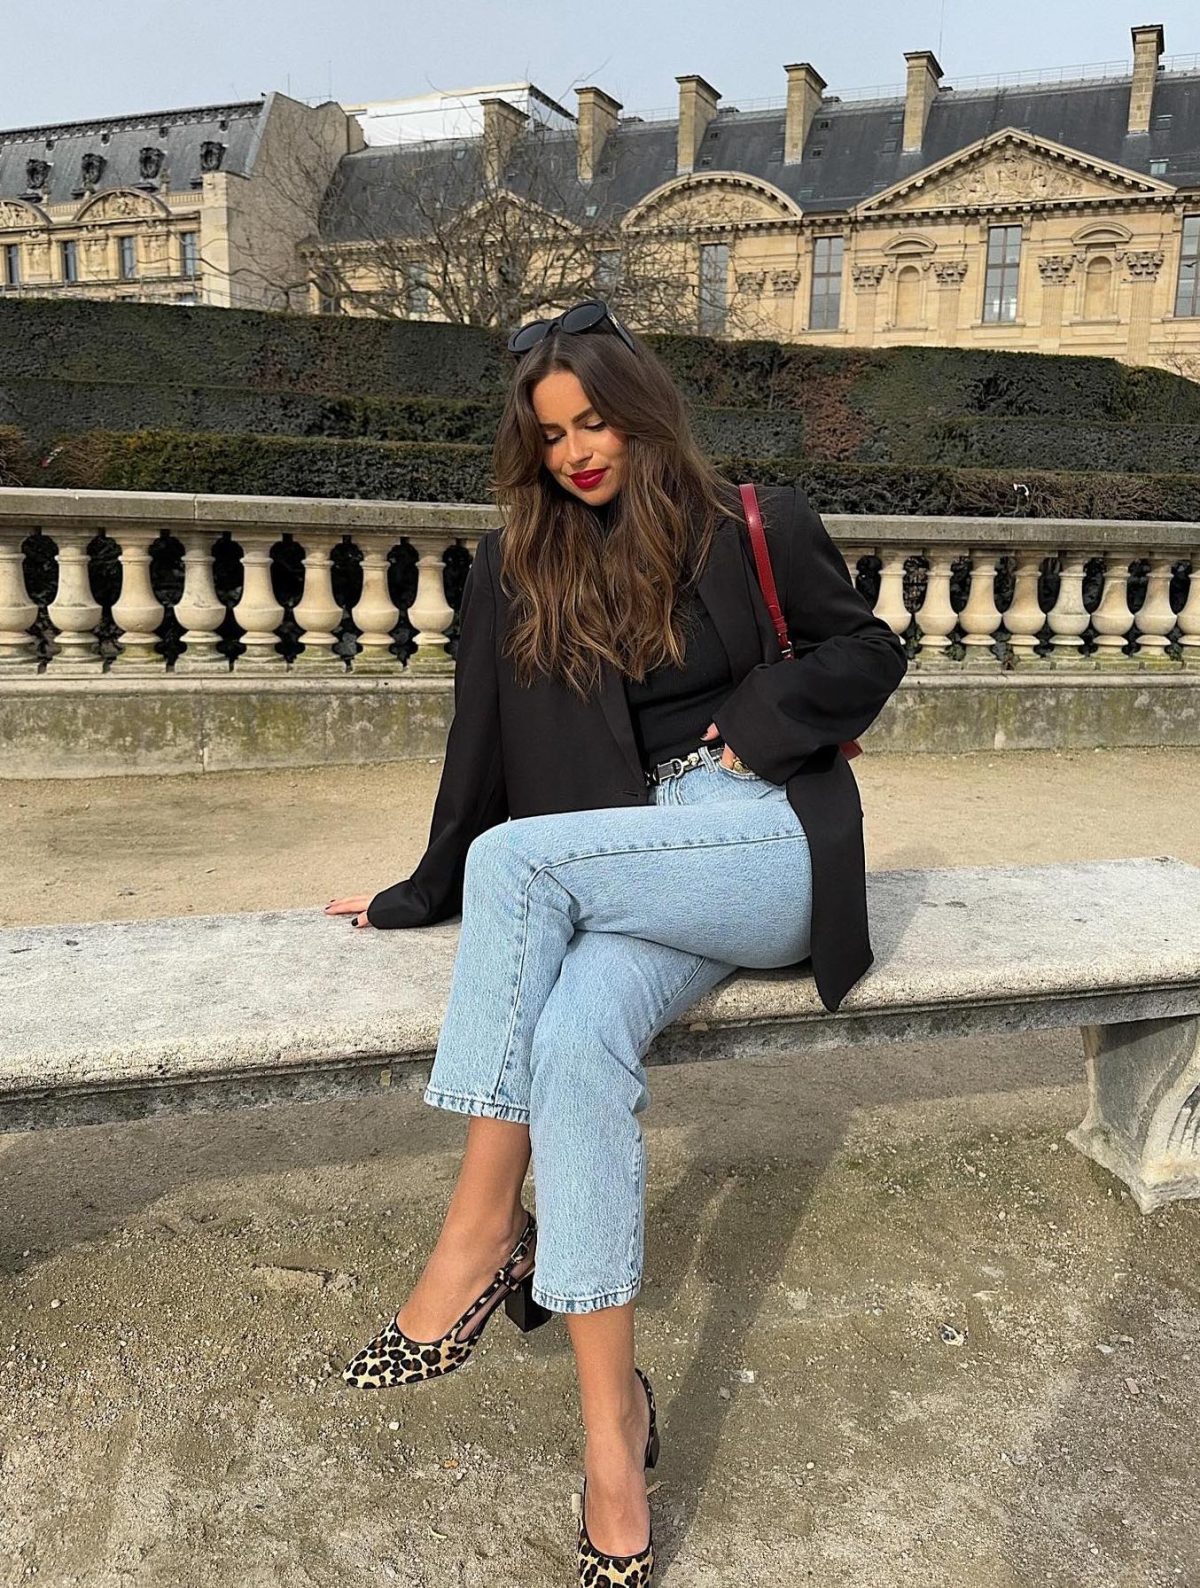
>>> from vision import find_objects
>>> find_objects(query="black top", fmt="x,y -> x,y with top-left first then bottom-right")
596,499 -> 732,768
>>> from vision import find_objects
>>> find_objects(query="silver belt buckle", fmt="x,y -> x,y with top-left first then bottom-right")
649,750 -> 700,785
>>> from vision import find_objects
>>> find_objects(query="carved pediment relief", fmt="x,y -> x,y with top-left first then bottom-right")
74,188 -> 170,223
626,174 -> 802,231
0,198 -> 48,230
860,129 -> 1175,216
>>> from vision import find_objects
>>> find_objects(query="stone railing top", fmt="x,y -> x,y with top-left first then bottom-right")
3,859 -> 1199,1114
0,487 -> 1196,548
0,487 -> 499,536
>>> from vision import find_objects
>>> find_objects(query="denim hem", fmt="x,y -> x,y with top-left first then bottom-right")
422,1086 -> 531,1125
531,1277 -> 642,1314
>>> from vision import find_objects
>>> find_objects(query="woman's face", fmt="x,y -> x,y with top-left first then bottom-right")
531,369 -> 627,508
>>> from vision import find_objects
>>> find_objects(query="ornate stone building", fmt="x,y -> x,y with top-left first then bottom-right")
2,23 -> 1198,375
0,93 -> 361,310
309,20 -> 1200,375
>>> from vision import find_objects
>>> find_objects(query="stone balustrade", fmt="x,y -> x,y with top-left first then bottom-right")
1,488 -> 1198,678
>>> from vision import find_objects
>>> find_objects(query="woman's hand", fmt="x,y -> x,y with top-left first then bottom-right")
324,894 -> 375,929
701,723 -> 750,772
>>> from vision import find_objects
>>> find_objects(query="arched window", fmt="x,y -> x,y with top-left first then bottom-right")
1083,256 -> 1113,320
895,264 -> 922,327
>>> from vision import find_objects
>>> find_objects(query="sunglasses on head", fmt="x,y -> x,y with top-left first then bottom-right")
507,298 -> 637,358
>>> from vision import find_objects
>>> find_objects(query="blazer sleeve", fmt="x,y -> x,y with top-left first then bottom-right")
712,481 -> 908,786
366,533 -> 509,928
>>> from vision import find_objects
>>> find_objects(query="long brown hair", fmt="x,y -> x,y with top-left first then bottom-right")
490,322 -> 738,701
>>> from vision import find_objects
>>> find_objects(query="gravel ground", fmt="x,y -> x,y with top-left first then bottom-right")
2,747 -> 1198,1588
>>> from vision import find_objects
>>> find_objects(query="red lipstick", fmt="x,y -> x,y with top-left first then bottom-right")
569,468 -> 608,489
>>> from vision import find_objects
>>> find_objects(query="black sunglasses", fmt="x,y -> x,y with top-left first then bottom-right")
507,298 -> 637,358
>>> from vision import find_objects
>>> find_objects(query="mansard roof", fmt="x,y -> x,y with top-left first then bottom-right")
317,67 -> 1200,241
0,98 -> 270,206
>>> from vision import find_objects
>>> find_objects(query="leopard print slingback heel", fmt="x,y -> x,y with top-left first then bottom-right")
341,1209 -> 551,1389
576,1365 -> 659,1586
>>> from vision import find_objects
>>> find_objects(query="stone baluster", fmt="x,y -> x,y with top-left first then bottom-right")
405,535 -> 457,675
1046,551 -> 1090,661
1178,552 -> 1200,668
1132,550 -> 1180,663
1005,548 -> 1049,661
111,527 -> 165,671
874,547 -> 913,642
0,528 -> 38,673
914,546 -> 962,662
840,543 -> 865,590
46,529 -> 103,673
351,532 -> 400,672
1089,549 -> 1135,663
293,532 -> 346,673
959,547 -> 1004,666
231,531 -> 285,672
174,531 -> 229,672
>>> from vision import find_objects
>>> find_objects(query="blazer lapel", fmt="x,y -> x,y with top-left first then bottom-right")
595,511 -> 778,784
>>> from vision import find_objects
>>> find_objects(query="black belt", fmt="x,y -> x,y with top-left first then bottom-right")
644,738 -> 725,785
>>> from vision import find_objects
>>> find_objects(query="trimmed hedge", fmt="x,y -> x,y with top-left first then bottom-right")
862,415 -> 1200,475
2,296 -> 1198,423
2,298 -> 1198,491
0,377 -> 804,459
0,298 -> 507,399
30,427 -> 1200,519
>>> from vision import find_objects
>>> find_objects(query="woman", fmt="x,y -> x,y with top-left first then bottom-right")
326,300 -> 907,1585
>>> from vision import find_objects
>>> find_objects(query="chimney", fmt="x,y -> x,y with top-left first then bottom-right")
577,85 -> 622,184
902,50 -> 943,152
783,63 -> 826,164
479,96 -> 527,186
675,74 -> 720,175
1128,23 -> 1164,134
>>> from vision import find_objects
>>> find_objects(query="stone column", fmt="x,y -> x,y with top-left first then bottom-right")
913,546 -> 962,665
1045,552 -> 1090,663
405,539 -> 457,676
111,527 -> 165,672
932,258 -> 968,345
174,531 -> 228,673
1090,549 -> 1135,667
958,546 -> 1003,668
46,530 -> 103,674
231,531 -> 285,672
1132,550 -> 1181,666
1117,249 -> 1164,367
0,529 -> 38,674
849,263 -> 885,345
770,269 -> 800,340
874,547 -> 913,643
293,532 -> 346,673
351,533 -> 400,673
1036,254 -> 1077,349
1004,548 -> 1049,664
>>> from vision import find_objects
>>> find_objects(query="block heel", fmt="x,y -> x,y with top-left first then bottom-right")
503,1271 -> 554,1333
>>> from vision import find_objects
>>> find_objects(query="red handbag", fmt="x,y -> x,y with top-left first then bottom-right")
739,482 -> 863,763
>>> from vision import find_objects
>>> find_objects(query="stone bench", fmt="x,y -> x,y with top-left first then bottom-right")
3,857 -> 1199,1212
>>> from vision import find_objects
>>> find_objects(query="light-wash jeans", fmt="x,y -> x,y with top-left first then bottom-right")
423,742 -> 814,1314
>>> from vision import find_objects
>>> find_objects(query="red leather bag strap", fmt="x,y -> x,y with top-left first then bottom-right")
738,482 -> 794,660
737,481 -> 863,762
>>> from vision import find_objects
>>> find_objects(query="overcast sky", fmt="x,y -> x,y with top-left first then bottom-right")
3,1 -> 1198,130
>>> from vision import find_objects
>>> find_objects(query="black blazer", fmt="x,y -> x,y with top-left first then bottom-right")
367,480 -> 909,1012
